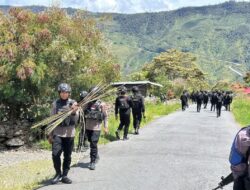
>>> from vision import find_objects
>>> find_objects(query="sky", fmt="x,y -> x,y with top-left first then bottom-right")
0,0 -> 249,13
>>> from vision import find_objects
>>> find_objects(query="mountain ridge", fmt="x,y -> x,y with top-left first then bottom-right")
1,1 -> 250,82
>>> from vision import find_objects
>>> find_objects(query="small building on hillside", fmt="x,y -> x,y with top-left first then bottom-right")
111,81 -> 163,97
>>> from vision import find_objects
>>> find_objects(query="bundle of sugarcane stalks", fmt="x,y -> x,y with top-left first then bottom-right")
31,82 -> 116,135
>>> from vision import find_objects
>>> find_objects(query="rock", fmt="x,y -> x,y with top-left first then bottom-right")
0,138 -> 6,142
0,143 -> 7,151
28,135 -> 35,142
14,130 -> 24,136
6,129 -> 14,138
5,138 -> 25,147
0,126 -> 6,137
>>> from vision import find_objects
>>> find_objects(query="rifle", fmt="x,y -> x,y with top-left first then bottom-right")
212,173 -> 234,190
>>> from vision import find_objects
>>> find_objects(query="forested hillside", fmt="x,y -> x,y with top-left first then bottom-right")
1,1 -> 250,82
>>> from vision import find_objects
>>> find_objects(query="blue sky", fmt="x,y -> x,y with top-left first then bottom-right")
1,0 -> 249,13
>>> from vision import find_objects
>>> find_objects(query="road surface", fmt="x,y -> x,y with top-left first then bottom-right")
39,104 -> 239,190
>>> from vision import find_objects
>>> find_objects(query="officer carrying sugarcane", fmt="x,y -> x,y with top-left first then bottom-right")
49,83 -> 79,184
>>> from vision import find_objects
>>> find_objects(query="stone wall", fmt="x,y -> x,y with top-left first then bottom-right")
0,121 -> 30,150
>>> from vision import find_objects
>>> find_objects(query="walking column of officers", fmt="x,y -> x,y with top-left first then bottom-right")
180,90 -> 250,190
48,83 -> 145,185
180,90 -> 234,117
43,82 -> 250,190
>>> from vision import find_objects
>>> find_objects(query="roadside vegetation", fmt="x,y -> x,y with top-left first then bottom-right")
232,95 -> 250,127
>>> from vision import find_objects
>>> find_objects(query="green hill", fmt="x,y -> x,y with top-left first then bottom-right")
1,2 -> 250,82
100,1 -> 250,82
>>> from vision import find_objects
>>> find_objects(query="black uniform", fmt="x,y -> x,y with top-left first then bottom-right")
131,93 -> 145,134
51,98 -> 78,183
203,92 -> 209,109
216,93 -> 223,117
85,99 -> 108,170
115,95 -> 133,139
210,92 -> 217,111
196,92 -> 203,112
191,91 -> 196,103
224,92 -> 233,111
180,93 -> 188,111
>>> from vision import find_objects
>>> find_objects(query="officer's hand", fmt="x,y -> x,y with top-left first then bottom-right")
71,102 -> 79,113
48,135 -> 53,144
104,127 -> 109,135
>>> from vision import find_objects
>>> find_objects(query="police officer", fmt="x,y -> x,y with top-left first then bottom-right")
115,87 -> 133,140
180,91 -> 188,111
216,91 -> 223,117
85,87 -> 108,170
131,86 -> 145,135
49,83 -> 79,184
229,126 -> 250,190
224,91 -> 233,111
210,91 -> 217,111
196,91 -> 203,112
203,91 -> 209,109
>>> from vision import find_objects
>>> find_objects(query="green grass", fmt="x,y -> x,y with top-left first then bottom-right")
0,160 -> 54,190
232,96 -> 250,127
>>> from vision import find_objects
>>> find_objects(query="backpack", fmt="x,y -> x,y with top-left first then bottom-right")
229,127 -> 248,166
131,95 -> 141,110
217,95 -> 223,103
85,100 -> 104,121
56,99 -> 76,127
118,96 -> 130,110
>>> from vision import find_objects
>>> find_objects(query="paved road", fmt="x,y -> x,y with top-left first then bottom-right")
40,104 -> 239,190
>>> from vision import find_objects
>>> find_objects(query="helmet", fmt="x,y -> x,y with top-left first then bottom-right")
80,90 -> 88,100
119,86 -> 127,94
132,86 -> 139,93
58,83 -> 71,93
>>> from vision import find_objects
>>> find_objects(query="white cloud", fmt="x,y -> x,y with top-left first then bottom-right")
1,0 -> 250,13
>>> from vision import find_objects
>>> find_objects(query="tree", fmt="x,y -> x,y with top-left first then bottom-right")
142,49 -> 209,96
0,8 -> 120,121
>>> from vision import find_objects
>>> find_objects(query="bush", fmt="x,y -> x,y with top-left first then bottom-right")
0,8 -> 120,122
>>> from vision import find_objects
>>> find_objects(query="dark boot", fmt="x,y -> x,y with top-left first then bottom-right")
95,154 -> 100,164
89,162 -> 96,170
115,130 -> 120,140
123,136 -> 129,141
135,127 -> 139,135
61,176 -> 72,184
51,174 -> 62,184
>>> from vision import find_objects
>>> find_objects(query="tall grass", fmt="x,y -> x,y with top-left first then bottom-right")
232,96 -> 250,127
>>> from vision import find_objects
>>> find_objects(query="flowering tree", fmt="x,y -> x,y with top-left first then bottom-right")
0,8 -> 120,121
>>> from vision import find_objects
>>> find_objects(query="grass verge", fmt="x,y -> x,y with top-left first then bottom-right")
232,96 -> 250,127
